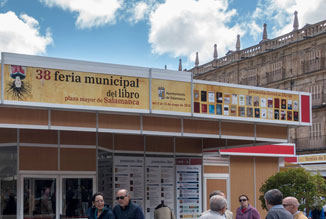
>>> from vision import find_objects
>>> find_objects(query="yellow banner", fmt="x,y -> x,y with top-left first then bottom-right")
151,79 -> 191,113
4,65 -> 149,109
298,154 -> 326,163
194,83 -> 300,122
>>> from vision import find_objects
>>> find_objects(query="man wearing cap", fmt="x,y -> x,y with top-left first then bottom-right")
113,189 -> 144,219
264,189 -> 292,219
283,197 -> 307,219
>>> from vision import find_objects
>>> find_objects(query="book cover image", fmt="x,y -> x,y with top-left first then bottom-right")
274,98 -> 280,108
281,110 -> 286,120
194,102 -> 200,113
261,109 -> 267,119
288,100 -> 292,110
268,109 -> 274,119
201,91 -> 207,102
209,105 -> 215,114
208,92 -> 215,103
281,99 -> 286,109
287,111 -> 292,120
216,92 -> 223,103
247,107 -> 253,117
224,105 -> 229,116
239,95 -> 245,105
224,94 -> 230,105
216,104 -> 222,115
294,111 -> 299,121
293,101 -> 298,111
230,105 -> 237,116
268,98 -> 273,108
232,94 -> 238,105
246,96 -> 252,106
253,96 -> 259,107
261,98 -> 267,108
194,90 -> 199,101
202,104 -> 207,113
274,109 -> 280,120
239,107 -> 245,117
255,108 -> 260,118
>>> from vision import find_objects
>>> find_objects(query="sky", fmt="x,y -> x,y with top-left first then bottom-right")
0,0 -> 326,71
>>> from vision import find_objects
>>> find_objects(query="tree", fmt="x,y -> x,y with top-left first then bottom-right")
259,168 -> 326,211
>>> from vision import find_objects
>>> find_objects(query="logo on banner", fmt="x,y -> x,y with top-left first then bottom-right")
158,86 -> 165,99
7,65 -> 31,100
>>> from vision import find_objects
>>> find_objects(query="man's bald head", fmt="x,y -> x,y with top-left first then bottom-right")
282,197 -> 299,214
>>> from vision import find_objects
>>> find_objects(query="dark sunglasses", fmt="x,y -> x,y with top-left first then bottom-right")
239,199 -> 247,202
116,195 -> 127,200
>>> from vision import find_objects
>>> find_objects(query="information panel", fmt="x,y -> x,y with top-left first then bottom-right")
194,83 -> 300,122
113,156 -> 145,211
145,157 -> 175,219
176,158 -> 202,219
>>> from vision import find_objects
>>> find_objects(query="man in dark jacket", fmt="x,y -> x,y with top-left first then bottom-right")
264,189 -> 292,219
113,189 -> 144,219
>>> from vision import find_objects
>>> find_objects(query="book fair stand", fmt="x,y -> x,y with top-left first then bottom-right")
0,52 -> 311,218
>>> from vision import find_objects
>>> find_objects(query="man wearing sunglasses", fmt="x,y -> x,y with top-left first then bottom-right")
113,189 -> 145,219
282,197 -> 307,219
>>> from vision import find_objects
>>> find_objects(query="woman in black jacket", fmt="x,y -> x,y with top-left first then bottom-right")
88,192 -> 115,219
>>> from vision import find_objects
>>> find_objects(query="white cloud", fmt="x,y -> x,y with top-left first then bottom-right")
149,0 -> 244,67
252,0 -> 326,37
0,11 -> 53,55
248,21 -> 263,41
40,0 -> 123,29
128,2 -> 149,23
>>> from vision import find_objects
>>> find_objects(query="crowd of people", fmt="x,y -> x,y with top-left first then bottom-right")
87,188 -> 323,219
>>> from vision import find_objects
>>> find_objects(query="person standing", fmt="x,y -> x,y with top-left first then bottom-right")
113,189 -> 144,219
88,192 -> 115,219
236,195 -> 260,219
264,189 -> 292,219
199,195 -> 227,219
202,190 -> 233,219
154,202 -> 176,219
282,196 -> 307,219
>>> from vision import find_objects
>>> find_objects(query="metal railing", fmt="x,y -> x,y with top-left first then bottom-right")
192,19 -> 326,75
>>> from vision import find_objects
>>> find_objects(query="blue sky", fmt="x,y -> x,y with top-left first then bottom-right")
0,0 -> 325,71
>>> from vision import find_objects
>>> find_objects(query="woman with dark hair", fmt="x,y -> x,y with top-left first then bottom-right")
236,195 -> 260,219
88,192 -> 115,219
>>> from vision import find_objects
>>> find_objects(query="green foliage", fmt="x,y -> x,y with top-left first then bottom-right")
259,168 -> 326,211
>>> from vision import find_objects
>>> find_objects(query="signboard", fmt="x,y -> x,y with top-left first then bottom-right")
298,153 -> 326,164
0,53 -> 311,126
3,64 -> 149,110
113,156 -> 145,212
151,79 -> 191,113
193,83 -> 300,122
145,157 -> 175,219
176,158 -> 202,219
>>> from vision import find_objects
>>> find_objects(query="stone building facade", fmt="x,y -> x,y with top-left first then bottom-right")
190,13 -> 326,154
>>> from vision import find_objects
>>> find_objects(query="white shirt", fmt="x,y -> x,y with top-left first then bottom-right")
200,210 -> 225,219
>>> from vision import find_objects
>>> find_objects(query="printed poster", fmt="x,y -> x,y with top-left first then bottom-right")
114,156 -> 145,212
151,79 -> 191,113
176,158 -> 202,219
193,83 -> 300,123
4,64 -> 149,110
145,157 -> 175,219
